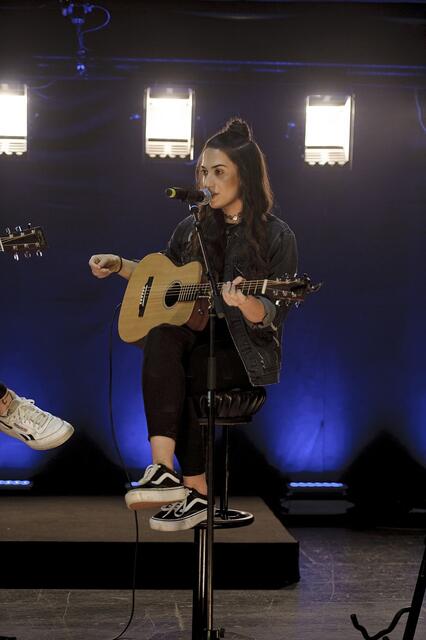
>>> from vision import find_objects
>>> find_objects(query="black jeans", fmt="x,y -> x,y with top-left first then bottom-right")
142,322 -> 251,476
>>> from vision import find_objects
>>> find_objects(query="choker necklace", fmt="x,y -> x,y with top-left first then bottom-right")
224,213 -> 241,224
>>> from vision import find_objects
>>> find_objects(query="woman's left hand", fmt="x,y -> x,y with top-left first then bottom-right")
222,276 -> 248,308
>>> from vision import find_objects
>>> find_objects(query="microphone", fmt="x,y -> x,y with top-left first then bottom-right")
165,187 -> 211,205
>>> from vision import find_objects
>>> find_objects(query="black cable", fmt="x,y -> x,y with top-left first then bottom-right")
108,302 -> 140,640
80,4 -> 111,38
108,303 -> 131,484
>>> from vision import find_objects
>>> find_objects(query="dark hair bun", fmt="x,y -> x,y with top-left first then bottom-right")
224,118 -> 252,141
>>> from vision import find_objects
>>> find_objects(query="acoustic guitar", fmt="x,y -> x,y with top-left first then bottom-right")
118,253 -> 321,345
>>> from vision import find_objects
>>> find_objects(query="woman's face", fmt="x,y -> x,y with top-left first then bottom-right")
199,147 -> 243,217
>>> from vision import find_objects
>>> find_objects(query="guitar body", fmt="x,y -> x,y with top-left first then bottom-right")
118,252 -> 321,345
118,253 -> 206,344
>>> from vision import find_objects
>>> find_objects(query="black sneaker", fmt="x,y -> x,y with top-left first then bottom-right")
149,488 -> 208,531
125,463 -> 186,510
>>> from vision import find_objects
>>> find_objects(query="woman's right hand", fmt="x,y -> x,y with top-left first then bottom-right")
89,254 -> 121,279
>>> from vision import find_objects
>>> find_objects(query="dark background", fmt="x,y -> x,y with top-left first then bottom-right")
0,1 -> 425,505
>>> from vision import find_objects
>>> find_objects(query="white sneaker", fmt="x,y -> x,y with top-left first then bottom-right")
0,390 -> 74,450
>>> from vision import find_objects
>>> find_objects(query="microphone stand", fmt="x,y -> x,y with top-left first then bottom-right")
188,202 -> 254,640
157,199 -> 255,639
189,200 -> 224,640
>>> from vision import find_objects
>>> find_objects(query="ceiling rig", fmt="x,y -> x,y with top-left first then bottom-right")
59,1 -> 111,76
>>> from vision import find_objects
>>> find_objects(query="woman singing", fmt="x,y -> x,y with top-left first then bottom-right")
89,118 -> 297,531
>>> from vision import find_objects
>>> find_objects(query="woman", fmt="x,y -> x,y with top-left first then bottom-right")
89,118 -> 297,531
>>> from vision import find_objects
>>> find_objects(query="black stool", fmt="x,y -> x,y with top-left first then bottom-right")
191,386 -> 266,639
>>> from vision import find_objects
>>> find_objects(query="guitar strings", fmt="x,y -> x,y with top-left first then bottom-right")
134,279 -> 303,302
135,291 -> 301,304
134,279 -> 301,294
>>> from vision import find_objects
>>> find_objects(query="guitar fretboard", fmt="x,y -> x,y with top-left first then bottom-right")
178,280 -> 275,301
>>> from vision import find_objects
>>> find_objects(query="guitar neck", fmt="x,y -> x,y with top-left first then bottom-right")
180,280 -> 272,301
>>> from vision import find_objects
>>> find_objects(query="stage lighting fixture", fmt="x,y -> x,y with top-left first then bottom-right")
0,480 -> 32,490
286,481 -> 347,503
0,83 -> 27,156
304,94 -> 354,166
289,482 -> 345,489
144,87 -> 194,159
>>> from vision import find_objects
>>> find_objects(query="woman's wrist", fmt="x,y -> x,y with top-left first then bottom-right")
238,296 -> 266,323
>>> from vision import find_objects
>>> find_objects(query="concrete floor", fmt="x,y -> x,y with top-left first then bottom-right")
0,525 -> 424,640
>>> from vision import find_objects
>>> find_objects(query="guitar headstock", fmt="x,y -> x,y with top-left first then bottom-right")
266,274 -> 322,305
0,224 -> 47,260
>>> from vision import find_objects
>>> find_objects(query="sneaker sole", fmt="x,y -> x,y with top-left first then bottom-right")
125,486 -> 187,511
149,509 -> 208,531
26,424 -> 75,450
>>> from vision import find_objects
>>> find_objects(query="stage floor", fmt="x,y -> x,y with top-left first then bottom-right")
0,494 -> 294,543
0,525 -> 424,640
0,495 -> 299,588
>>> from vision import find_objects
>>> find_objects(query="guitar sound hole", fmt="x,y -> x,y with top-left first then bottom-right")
165,281 -> 182,308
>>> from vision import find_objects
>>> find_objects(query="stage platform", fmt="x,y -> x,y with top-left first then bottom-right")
0,495 -> 299,589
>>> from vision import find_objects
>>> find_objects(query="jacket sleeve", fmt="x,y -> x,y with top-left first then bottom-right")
268,228 -> 298,281
243,228 -> 298,329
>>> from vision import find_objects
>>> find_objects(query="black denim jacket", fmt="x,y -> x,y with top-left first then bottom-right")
165,213 -> 298,386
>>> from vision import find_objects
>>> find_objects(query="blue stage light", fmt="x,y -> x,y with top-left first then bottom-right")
289,482 -> 345,488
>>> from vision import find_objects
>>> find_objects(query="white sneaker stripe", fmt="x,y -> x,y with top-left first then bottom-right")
140,471 -> 179,487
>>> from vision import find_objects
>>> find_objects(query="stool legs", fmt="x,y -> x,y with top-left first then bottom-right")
217,426 -> 254,528
219,426 -> 230,519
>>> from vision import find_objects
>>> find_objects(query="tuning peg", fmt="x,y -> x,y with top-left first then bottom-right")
13,252 -> 19,261
15,226 -> 22,233
24,251 -> 32,259
5,227 -> 11,235
36,250 -> 43,258
27,222 -> 32,229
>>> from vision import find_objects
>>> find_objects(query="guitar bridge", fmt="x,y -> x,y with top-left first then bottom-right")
139,276 -> 153,317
